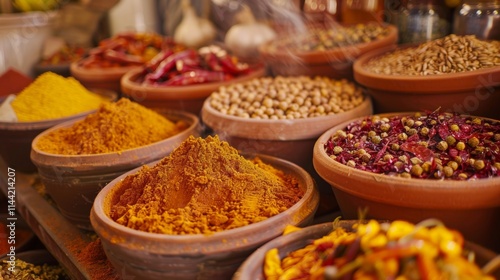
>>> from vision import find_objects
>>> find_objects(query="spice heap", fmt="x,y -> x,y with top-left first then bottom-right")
0,258 -> 69,280
264,219 -> 495,279
363,34 -> 500,76
10,72 -> 107,122
109,135 -> 304,235
324,110 -> 500,180
269,23 -> 389,52
209,76 -> 364,119
35,98 -> 187,155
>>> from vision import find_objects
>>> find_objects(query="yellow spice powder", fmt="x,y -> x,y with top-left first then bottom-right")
35,98 -> 186,155
11,72 -> 106,121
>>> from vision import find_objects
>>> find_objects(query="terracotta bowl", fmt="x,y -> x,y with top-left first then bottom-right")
234,221 -> 500,279
313,113 -> 500,252
30,109 -> 201,230
90,154 -> 320,280
120,67 -> 266,116
70,60 -> 139,94
259,24 -> 398,80
201,95 -> 372,216
0,89 -> 117,173
353,44 -> 500,120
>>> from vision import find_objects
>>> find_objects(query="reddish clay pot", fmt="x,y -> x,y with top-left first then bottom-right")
259,24 -> 398,80
353,44 -> 500,120
313,113 -> 500,252
90,154 -> 319,280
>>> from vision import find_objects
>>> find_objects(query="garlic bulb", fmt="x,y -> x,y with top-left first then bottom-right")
224,5 -> 277,59
174,0 -> 217,49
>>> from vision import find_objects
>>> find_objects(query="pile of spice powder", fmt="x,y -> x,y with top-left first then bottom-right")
108,135 -> 304,235
35,98 -> 187,155
324,110 -> 500,180
11,71 -> 107,121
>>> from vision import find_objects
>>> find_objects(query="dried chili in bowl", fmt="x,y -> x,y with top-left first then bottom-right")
324,110 -> 500,180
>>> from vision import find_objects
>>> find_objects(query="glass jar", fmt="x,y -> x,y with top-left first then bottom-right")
453,0 -> 500,40
397,0 -> 452,44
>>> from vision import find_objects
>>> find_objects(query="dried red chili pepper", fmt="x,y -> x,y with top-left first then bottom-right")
103,49 -> 144,65
161,70 -> 230,86
145,49 -> 198,82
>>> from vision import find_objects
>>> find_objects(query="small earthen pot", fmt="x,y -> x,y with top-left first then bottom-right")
31,109 -> 201,230
0,89 -> 117,173
121,67 -> 266,116
259,24 -> 398,80
313,113 -> 500,252
353,44 -> 500,120
90,154 -> 320,280
234,221 -> 500,279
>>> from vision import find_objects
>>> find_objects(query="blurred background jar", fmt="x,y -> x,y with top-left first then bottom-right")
452,0 -> 500,40
396,0 -> 452,44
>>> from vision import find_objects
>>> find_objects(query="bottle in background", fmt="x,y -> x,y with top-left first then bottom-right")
453,0 -> 500,40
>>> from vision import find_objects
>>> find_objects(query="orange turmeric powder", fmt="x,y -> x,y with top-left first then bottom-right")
108,135 -> 304,235
35,98 -> 186,155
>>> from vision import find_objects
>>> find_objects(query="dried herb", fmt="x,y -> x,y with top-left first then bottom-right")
324,110 -> 500,180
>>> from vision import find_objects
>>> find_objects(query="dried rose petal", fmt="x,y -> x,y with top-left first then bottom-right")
324,110 -> 500,180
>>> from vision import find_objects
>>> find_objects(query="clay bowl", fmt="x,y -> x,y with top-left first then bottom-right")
70,59 -> 139,94
90,154 -> 320,280
0,89 -> 117,173
353,44 -> 500,119
313,113 -> 500,252
259,24 -> 398,80
120,67 -> 266,116
201,94 -> 372,216
234,221 -> 500,279
30,109 -> 201,230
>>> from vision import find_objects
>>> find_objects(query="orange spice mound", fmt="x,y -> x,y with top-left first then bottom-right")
108,135 -> 305,235
35,98 -> 187,155
76,239 -> 119,280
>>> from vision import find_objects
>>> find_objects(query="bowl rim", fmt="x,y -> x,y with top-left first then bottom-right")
0,88 -> 118,130
259,24 -> 398,64
90,153 -> 320,254
201,94 -> 373,140
120,66 -> 267,100
30,109 -> 200,167
353,44 -> 500,93
312,112 -> 500,209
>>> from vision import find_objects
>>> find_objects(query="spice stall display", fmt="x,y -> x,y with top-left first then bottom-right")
313,111 -> 500,252
30,98 -> 201,229
234,220 -> 500,279
70,32 -> 183,93
0,72 -> 115,172
90,135 -> 319,279
121,45 -> 266,115
259,23 -> 398,79
202,75 -> 372,216
353,34 -> 500,119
